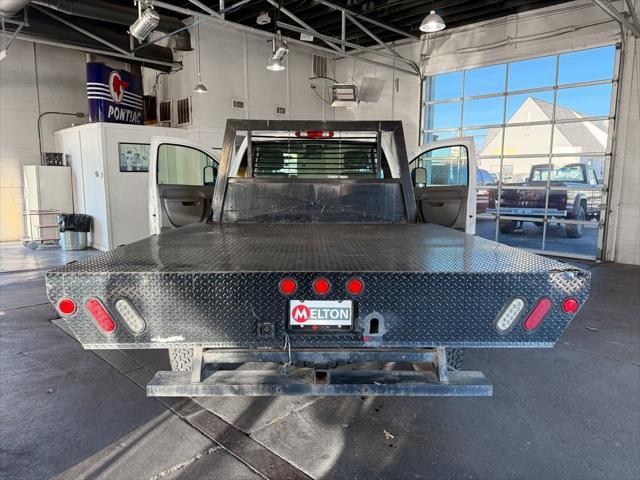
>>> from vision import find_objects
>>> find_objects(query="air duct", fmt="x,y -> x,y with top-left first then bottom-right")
31,0 -> 192,50
5,9 -> 176,71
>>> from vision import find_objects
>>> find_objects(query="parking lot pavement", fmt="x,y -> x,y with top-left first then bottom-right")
1,244 -> 639,479
476,217 -> 598,257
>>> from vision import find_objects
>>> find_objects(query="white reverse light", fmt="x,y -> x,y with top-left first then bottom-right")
495,298 -> 526,332
115,298 -> 146,335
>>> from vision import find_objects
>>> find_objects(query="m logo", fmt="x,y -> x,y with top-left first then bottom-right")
291,304 -> 310,323
109,71 -> 129,103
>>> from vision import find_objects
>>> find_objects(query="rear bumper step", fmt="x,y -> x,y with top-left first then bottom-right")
147,369 -> 492,397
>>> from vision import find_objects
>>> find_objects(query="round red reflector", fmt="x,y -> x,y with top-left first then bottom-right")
279,278 -> 297,295
562,298 -> 579,314
346,278 -> 364,295
313,278 -> 331,295
57,298 -> 76,315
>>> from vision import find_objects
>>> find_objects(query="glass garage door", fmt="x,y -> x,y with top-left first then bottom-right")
422,45 -> 619,260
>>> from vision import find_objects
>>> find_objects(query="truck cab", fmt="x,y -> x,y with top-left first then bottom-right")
149,132 -> 477,235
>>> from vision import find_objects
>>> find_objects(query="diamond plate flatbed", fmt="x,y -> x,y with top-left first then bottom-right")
46,222 -> 590,350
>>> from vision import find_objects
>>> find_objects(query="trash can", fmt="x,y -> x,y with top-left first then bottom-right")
57,214 -> 91,251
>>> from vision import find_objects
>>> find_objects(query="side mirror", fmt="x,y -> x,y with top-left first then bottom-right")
411,167 -> 427,187
203,165 -> 217,186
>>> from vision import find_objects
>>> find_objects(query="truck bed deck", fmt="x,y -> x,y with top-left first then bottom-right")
46,223 -> 589,350
51,222 -> 577,274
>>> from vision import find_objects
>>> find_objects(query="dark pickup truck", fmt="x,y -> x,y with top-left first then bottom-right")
488,163 -> 602,238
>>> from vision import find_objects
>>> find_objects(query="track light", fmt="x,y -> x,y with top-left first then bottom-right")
129,3 -> 160,42
419,10 -> 446,33
266,31 -> 289,71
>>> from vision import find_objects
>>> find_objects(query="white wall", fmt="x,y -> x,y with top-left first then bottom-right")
332,45 -> 421,155
146,21 -> 328,135
606,36 -> 640,265
0,40 -> 89,242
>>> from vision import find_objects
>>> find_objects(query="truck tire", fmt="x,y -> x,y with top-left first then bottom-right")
499,220 -> 517,234
566,205 -> 585,238
447,348 -> 464,370
169,348 -> 192,371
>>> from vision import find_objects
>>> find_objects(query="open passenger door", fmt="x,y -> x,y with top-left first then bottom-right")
149,137 -> 219,234
409,138 -> 477,234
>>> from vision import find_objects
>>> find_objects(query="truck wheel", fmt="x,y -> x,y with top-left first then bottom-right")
566,206 -> 585,238
169,348 -> 193,371
499,220 -> 517,234
447,348 -> 464,370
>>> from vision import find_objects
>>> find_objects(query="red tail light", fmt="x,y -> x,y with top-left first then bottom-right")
85,298 -> 116,334
313,278 -> 331,295
523,298 -> 552,331
57,298 -> 77,316
561,298 -> 579,314
279,278 -> 298,295
346,278 -> 364,295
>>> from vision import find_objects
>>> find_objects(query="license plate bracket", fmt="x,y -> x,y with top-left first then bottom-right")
288,300 -> 354,332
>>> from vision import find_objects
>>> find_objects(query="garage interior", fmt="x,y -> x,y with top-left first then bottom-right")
0,0 -> 639,479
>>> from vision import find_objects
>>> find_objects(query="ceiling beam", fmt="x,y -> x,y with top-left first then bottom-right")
312,0 -> 419,40
625,0 -> 640,33
593,0 -> 639,36
31,4 -> 131,56
11,32 -> 180,69
276,20 -> 419,73
151,0 -> 419,76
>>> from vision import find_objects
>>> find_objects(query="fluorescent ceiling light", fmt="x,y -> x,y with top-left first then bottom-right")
420,10 -> 446,33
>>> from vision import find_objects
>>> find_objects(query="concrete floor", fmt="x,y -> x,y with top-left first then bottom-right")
1,242 -> 638,479
476,217 -> 599,257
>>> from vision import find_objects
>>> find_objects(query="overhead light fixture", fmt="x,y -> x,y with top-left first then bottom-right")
194,81 -> 208,93
266,31 -> 289,71
256,12 -> 271,25
129,2 -> 160,42
419,10 -> 446,33
193,22 -> 208,93
0,49 -> 7,62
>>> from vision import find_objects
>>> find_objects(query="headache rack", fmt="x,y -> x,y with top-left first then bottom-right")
252,138 -> 380,178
